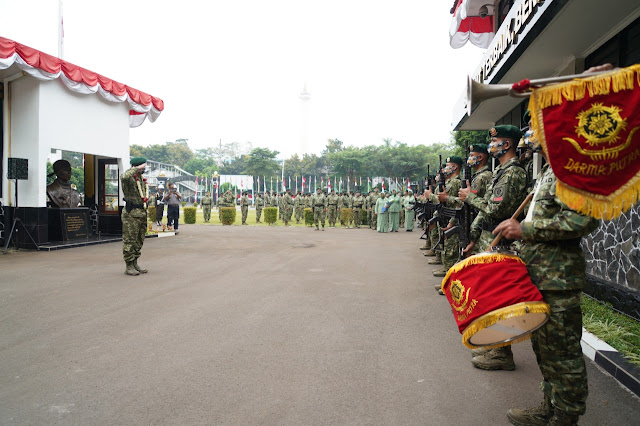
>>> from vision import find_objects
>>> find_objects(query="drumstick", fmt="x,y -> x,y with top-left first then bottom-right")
489,193 -> 534,248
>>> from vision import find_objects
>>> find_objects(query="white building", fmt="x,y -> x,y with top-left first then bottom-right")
1,37 -> 163,246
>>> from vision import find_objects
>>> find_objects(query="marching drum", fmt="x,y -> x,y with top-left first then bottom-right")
441,251 -> 550,349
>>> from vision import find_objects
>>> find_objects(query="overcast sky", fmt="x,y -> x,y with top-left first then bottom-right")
1,0 -> 485,157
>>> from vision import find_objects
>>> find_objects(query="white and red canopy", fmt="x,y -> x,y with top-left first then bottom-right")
449,0 -> 495,49
0,37 -> 164,127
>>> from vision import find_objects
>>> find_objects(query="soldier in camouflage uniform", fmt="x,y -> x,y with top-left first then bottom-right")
255,193 -> 264,223
369,188 -> 380,229
201,191 -> 213,222
121,157 -> 149,276
423,173 -> 443,260
294,191 -> 304,223
425,158 -> 463,277
399,191 -> 406,228
459,126 -> 528,371
340,191 -> 352,227
312,187 -> 327,230
496,159 -> 598,426
327,189 -> 340,228
352,191 -> 365,228
240,191 -> 250,225
282,189 -> 294,226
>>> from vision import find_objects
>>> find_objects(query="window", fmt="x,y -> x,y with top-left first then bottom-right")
103,163 -> 119,213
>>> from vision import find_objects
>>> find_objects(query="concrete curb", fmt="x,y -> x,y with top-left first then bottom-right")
581,328 -> 640,397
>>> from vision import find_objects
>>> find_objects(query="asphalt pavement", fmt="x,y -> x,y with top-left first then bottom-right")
1,224 -> 638,425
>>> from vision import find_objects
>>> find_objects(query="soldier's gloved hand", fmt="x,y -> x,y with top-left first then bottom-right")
437,189 -> 448,203
458,184 -> 471,202
493,219 -> 522,240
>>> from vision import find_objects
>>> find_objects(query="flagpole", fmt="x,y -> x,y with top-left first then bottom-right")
58,0 -> 64,60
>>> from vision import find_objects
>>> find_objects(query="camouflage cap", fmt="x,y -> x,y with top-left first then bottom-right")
489,125 -> 522,141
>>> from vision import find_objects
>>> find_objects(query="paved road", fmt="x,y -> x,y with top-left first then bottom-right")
1,225 -> 638,425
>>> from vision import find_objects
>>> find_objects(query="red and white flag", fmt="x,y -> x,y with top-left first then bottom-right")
449,0 -> 494,49
302,176 -> 306,191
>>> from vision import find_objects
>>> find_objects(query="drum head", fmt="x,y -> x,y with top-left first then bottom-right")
463,302 -> 550,349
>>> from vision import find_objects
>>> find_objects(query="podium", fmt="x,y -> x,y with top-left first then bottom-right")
48,208 -> 90,242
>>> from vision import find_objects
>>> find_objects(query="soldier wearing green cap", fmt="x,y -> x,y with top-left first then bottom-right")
424,156 -> 464,278
201,191 -> 212,222
121,157 -> 149,276
255,193 -> 264,223
458,124 -> 528,371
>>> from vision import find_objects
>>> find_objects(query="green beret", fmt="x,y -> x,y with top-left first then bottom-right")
469,143 -> 489,154
130,156 -> 147,166
489,125 -> 522,140
446,156 -> 464,166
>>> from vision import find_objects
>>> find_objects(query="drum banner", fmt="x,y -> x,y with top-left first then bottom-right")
441,253 -> 549,349
528,64 -> 640,220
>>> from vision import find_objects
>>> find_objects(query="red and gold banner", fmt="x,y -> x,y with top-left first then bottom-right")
528,64 -> 640,219
441,252 -> 549,349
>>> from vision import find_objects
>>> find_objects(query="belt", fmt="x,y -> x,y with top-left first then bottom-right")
329,204 -> 337,206
315,205 -> 324,207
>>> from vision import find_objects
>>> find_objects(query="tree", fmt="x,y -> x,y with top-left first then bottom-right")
244,147 -> 280,177
452,130 -> 488,157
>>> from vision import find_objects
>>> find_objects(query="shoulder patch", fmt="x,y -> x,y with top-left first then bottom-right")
493,186 -> 504,201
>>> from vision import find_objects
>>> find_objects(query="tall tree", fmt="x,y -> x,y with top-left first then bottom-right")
244,147 -> 280,177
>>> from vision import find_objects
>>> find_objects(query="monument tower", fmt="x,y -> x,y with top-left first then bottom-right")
299,84 -> 311,155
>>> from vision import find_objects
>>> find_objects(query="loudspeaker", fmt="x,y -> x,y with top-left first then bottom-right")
8,158 -> 28,180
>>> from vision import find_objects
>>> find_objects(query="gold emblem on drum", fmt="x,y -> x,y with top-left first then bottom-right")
450,280 -> 471,312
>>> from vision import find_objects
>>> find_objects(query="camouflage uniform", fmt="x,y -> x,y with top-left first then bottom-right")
516,165 -> 598,420
201,194 -> 212,222
312,190 -> 327,230
255,195 -> 264,222
429,175 -> 462,271
121,166 -> 148,274
294,194 -> 303,223
327,192 -> 340,227
369,191 -> 380,229
282,192 -> 294,225
340,193 -> 352,227
399,194 -> 406,228
240,193 -> 249,224
352,194 -> 365,228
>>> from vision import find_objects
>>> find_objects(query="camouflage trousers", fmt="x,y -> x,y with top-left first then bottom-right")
399,209 -> 405,228
203,206 -> 211,222
256,208 -> 263,222
122,210 -> 146,262
532,290 -> 587,416
369,210 -> 377,228
327,206 -> 338,226
353,208 -> 363,227
295,207 -> 303,222
241,206 -> 248,223
284,207 -> 293,223
430,225 -> 440,252
442,233 -> 460,270
314,207 -> 326,227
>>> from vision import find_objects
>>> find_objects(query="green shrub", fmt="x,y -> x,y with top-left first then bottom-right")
181,201 -> 187,207
340,208 -> 354,225
220,207 -> 236,225
361,209 -> 368,223
193,202 -> 198,208
304,208 -> 314,226
184,207 -> 197,224
147,205 -> 156,222
264,207 -> 278,225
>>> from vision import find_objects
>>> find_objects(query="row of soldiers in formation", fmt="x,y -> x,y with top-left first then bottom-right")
419,119 -> 598,425
196,186 -> 421,230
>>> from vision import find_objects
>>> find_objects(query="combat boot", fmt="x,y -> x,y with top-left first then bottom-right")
434,283 -> 442,290
125,262 -> 140,276
433,269 -> 447,278
427,256 -> 442,265
547,410 -> 579,426
420,240 -> 431,250
133,259 -> 148,273
423,249 -> 436,256
507,395 -> 552,426
315,226 -> 319,231
471,347 -> 489,357
472,347 -> 515,371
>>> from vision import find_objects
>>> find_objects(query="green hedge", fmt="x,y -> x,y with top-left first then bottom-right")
264,207 -> 278,225
220,207 -> 236,225
193,202 -> 198,208
304,208 -> 314,226
148,205 -> 156,222
340,208 -> 354,225
181,201 -> 187,207
361,209 -> 368,223
184,207 -> 197,224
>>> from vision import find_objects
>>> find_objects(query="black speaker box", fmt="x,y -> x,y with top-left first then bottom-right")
8,158 -> 28,180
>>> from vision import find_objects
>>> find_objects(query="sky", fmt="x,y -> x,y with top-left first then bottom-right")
0,0 -> 485,158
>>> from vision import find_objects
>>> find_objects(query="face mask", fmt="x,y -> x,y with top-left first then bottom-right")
467,154 -> 482,167
443,165 -> 457,177
524,129 -> 542,152
489,139 -> 509,158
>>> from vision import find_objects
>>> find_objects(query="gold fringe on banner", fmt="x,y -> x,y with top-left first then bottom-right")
441,252 -> 524,292
461,301 -> 551,350
528,64 -> 640,220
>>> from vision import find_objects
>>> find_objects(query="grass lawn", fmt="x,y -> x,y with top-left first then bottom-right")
582,294 -> 640,367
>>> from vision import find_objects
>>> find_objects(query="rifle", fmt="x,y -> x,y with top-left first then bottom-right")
458,140 -> 472,261
433,155 -> 448,251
